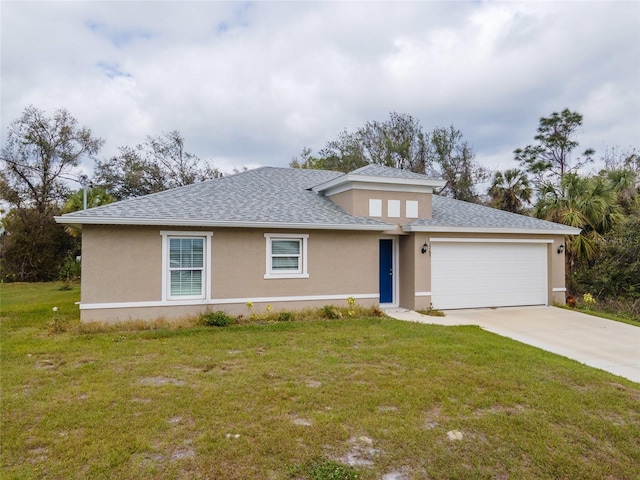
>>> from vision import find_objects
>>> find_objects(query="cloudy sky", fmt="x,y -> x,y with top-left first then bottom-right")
2,1 -> 639,178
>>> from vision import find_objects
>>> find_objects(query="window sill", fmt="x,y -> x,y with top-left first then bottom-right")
167,295 -> 206,301
264,273 -> 310,280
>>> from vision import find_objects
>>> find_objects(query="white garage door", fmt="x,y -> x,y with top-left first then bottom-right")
431,242 -> 548,310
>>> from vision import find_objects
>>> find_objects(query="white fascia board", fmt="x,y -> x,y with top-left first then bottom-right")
323,181 -> 436,196
53,218 -> 83,229
54,216 -> 393,231
312,174 -> 446,195
430,238 -> 554,244
402,225 -> 582,235
54,216 -> 84,224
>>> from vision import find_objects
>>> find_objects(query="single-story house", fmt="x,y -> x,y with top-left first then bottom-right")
56,165 -> 580,323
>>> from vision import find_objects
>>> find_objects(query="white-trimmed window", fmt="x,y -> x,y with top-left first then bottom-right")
161,231 -> 212,301
264,233 -> 309,279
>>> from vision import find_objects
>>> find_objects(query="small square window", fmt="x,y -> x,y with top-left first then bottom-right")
271,239 -> 301,272
265,234 -> 309,279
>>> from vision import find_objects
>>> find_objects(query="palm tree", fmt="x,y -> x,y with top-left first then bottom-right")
488,169 -> 532,213
604,168 -> 639,214
63,186 -> 113,214
62,186 -> 114,237
535,173 -> 623,288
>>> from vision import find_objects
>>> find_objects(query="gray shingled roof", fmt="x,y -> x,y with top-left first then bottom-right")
350,164 -> 441,180
408,195 -> 579,233
57,165 -> 578,234
57,167 -> 393,229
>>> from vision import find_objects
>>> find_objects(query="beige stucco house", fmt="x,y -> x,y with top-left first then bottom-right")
56,165 -> 580,323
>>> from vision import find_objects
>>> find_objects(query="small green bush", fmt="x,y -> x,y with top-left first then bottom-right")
200,310 -> 233,327
59,252 -> 81,283
321,305 -> 343,319
278,311 -> 294,322
289,457 -> 359,480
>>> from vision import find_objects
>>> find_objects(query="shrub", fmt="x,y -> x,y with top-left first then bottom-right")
49,306 -> 69,334
200,310 -> 233,327
321,305 -> 343,319
278,311 -> 294,322
59,252 -> 81,282
289,457 -> 359,480
573,216 -> 640,300
583,293 -> 596,309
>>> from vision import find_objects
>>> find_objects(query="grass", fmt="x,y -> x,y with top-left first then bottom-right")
559,303 -> 640,327
2,283 -> 640,479
416,308 -> 446,317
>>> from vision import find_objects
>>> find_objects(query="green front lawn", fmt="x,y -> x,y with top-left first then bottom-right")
1,283 -> 639,479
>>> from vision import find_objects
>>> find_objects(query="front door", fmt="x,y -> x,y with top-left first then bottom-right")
379,239 -> 393,304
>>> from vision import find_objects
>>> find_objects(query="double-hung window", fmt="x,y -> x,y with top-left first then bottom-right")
169,238 -> 204,297
264,233 -> 309,279
161,231 -> 212,301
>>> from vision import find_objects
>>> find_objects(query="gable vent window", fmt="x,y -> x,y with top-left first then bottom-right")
265,233 -> 309,279
388,199 -> 401,218
406,200 -> 419,218
369,199 -> 382,217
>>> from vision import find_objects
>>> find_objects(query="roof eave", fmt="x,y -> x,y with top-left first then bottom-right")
402,225 -> 582,235
54,216 -> 393,231
312,173 -> 446,194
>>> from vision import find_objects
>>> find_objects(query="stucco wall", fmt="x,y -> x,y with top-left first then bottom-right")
210,228 -> 378,298
80,225 -> 381,322
329,189 -> 432,223
80,224 -> 569,323
550,237 -> 567,304
398,236 -> 415,309
81,225 -> 163,303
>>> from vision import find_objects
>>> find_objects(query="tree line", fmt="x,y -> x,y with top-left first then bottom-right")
0,106 -> 220,282
1,106 -> 638,313
290,110 -> 639,308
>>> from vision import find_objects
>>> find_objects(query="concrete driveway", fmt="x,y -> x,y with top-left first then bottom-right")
385,306 -> 640,384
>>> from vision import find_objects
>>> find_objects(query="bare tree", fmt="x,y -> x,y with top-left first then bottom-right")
0,106 -> 104,212
94,131 -> 221,200
428,126 -> 489,202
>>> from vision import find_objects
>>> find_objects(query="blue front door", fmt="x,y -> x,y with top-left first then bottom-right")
379,239 -> 393,304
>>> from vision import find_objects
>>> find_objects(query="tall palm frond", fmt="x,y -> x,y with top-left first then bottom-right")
488,169 -> 531,213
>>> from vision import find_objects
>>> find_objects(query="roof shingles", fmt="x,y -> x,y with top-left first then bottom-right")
58,165 -> 577,233
60,167 -> 392,228
409,195 -> 576,232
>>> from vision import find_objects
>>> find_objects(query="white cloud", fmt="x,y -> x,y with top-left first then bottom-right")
2,1 -> 638,179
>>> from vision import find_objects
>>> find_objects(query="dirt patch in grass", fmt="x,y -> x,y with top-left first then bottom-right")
473,404 -> 527,416
139,376 -> 186,387
333,436 -> 381,467
290,415 -> 313,427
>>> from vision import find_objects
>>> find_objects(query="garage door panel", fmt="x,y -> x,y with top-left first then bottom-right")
431,242 -> 547,310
